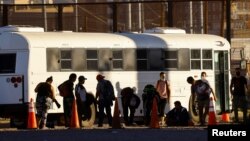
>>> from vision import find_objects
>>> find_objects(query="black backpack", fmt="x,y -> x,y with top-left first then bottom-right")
129,94 -> 141,109
195,80 -> 211,100
104,80 -> 115,101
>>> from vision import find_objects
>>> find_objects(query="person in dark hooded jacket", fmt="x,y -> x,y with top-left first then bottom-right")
121,87 -> 140,126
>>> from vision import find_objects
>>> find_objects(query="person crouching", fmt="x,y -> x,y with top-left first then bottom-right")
121,87 -> 140,126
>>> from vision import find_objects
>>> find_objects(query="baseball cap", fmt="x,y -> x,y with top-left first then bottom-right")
96,74 -> 105,80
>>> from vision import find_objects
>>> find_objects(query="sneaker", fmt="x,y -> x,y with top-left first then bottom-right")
40,126 -> 49,130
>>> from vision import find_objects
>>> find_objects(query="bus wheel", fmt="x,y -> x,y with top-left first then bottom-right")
189,95 -> 199,124
81,93 -> 96,127
10,116 -> 27,129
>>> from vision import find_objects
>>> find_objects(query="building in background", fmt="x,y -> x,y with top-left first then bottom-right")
1,0 -> 250,73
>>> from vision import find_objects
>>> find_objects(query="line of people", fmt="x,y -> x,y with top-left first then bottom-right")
34,69 -> 248,129
35,73 -> 137,129
34,72 -> 189,129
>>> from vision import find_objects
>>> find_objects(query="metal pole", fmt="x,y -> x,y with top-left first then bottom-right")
226,0 -> 231,43
204,1 -> 208,34
167,1 -> 173,27
127,0 -> 132,31
138,2 -> 142,33
107,0 -> 114,32
75,0 -> 78,32
113,3 -> 117,32
58,5 -> 63,31
200,1 -> 204,34
42,0 -> 47,31
189,1 -> 193,33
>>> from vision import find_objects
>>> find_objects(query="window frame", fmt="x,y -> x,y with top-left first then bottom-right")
86,49 -> 99,71
136,49 -> 148,71
60,49 -> 72,71
111,49 -> 124,70
163,49 -> 178,70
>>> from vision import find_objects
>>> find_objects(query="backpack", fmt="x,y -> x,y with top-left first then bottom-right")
36,82 -> 51,97
195,80 -> 211,100
129,94 -> 141,109
104,80 -> 115,101
58,81 -> 70,97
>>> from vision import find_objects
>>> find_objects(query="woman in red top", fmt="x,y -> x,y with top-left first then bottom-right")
156,72 -> 171,126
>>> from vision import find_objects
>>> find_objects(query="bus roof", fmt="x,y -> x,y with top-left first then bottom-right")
0,30 -> 230,50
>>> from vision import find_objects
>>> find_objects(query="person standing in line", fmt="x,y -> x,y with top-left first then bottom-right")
155,72 -> 171,126
187,75 -> 214,126
200,72 -> 217,101
75,75 -> 88,127
230,68 -> 248,123
59,73 -> 77,127
95,74 -> 113,127
35,76 -> 56,129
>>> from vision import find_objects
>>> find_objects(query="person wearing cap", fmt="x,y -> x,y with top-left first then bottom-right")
75,75 -> 88,127
95,74 -> 113,127
34,76 -> 56,129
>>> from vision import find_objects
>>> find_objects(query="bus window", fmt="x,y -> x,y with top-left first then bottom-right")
0,54 -> 16,73
123,49 -> 136,71
148,49 -> 162,71
86,49 -> 98,71
112,50 -> 123,70
136,49 -> 148,71
47,48 -> 60,72
191,49 -> 201,69
72,48 -> 85,71
164,50 -> 178,69
99,49 -> 111,71
60,50 -> 72,70
202,49 -> 213,69
178,48 -> 190,70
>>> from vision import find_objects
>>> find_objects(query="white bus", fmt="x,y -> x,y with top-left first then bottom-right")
0,26 -> 231,128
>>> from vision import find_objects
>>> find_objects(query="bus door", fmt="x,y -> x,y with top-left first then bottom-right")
214,51 -> 230,113
0,75 -> 24,104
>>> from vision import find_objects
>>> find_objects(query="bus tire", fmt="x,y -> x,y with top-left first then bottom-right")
189,95 -> 199,124
10,116 -> 27,129
81,93 -> 96,127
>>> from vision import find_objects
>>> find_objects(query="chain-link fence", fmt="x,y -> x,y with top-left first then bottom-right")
1,0 -> 250,72
0,0 -> 224,34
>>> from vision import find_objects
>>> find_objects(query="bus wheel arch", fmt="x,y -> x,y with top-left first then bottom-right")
81,93 -> 96,127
